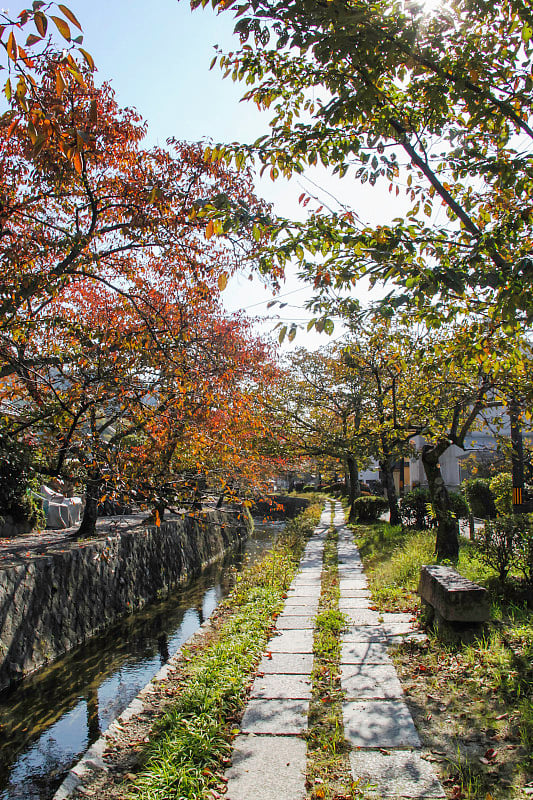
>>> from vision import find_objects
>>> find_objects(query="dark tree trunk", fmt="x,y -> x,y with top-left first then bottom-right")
421,444 -> 459,561
509,396 -> 525,510
77,471 -> 101,538
149,499 -> 166,526
347,455 -> 360,522
380,458 -> 401,526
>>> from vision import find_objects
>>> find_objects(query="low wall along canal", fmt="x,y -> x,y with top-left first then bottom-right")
0,509 -> 250,692
0,515 -> 282,800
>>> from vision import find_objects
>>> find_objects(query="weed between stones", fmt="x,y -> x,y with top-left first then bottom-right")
306,517 -> 357,800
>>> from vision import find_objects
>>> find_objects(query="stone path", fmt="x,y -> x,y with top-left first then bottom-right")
335,502 -> 445,798
224,501 -> 445,800
224,504 -> 328,800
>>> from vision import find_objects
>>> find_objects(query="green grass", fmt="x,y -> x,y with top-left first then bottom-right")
122,503 -> 323,800
350,522 -> 434,612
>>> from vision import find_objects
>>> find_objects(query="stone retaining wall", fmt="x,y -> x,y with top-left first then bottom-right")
0,510 -> 250,691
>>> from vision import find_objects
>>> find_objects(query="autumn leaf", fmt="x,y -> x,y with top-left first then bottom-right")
58,5 -> 83,31
79,48 -> 95,71
217,272 -> 228,290
7,31 -> 18,62
34,12 -> 47,37
51,16 -> 71,40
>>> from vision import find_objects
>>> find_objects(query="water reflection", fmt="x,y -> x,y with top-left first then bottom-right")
0,521 -> 281,800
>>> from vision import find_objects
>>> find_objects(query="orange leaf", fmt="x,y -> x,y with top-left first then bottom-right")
217,272 -> 228,290
25,33 -> 42,47
73,151 -> 83,174
7,31 -> 18,61
55,68 -> 66,97
6,117 -> 20,139
79,48 -> 95,71
58,5 -> 83,31
205,220 -> 214,240
51,15 -> 71,41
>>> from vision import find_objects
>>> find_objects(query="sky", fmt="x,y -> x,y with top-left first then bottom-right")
11,0 -> 412,349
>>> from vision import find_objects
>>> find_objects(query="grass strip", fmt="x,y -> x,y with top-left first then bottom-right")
352,519 -> 533,800
306,511 -> 358,800
123,503 -> 323,800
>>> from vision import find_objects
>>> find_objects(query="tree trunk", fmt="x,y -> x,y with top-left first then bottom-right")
149,499 -> 166,526
380,458 -> 401,526
77,471 -> 101,538
421,444 -> 459,561
346,454 -> 360,522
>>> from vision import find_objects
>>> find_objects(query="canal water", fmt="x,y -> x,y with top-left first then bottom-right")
0,519 -> 283,800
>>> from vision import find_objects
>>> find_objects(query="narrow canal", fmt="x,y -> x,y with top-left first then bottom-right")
0,519 -> 283,800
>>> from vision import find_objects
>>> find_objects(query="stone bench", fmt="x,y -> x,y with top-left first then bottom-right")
418,565 -> 490,627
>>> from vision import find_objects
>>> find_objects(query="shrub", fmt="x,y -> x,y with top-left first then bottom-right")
323,482 -> 347,497
448,491 -> 470,520
462,478 -> 497,519
477,514 -> 527,583
490,472 -> 513,516
0,440 -> 43,528
514,514 -> 533,587
399,487 -> 433,529
352,494 -> 388,522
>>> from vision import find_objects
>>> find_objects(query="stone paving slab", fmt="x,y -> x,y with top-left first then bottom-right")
282,604 -> 318,615
278,606 -> 318,617
381,612 -> 417,625
340,579 -> 368,590
269,630 -> 314,653
283,597 -> 319,608
289,580 -> 322,592
344,625 -> 388,642
286,586 -> 322,597
294,569 -> 322,576
258,652 -> 314,674
341,641 -> 392,665
344,625 -> 425,644
339,597 -> 371,609
342,700 -> 421,748
341,663 -> 404,699
382,622 -> 420,639
343,609 -> 381,625
225,735 -> 307,800
340,589 -> 371,598
349,750 -> 446,797
251,673 -> 312,699
240,698 -> 309,734
276,615 -> 315,629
